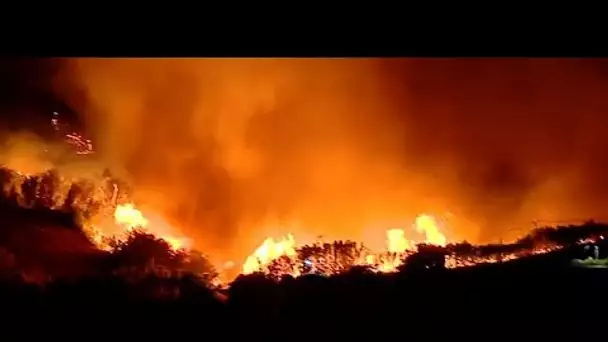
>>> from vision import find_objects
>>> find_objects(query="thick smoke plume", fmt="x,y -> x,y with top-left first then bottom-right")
48,58 -> 608,263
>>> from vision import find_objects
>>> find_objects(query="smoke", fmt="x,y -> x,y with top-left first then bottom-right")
0,132 -> 56,174
394,58 -> 608,241
50,58 -> 608,261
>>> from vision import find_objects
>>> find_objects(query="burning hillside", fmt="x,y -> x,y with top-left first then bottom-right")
1,155 -> 603,285
0,110 -> 602,282
241,213 -> 447,276
5,58 -> 608,284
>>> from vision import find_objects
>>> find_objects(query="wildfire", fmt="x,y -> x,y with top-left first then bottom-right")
114,203 -> 148,229
0,111 -> 595,282
241,213 -> 449,276
414,214 -> 447,246
108,203 -> 191,251
238,216 -> 599,280
1,172 -> 189,252
0,160 -> 601,283
386,229 -> 411,253
242,234 -> 297,274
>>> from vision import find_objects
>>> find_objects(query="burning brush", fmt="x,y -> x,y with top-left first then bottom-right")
0,111 -> 604,285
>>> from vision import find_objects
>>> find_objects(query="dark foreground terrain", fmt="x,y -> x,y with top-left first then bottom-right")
0,173 -> 606,338
2,256 -> 607,339
0,224 -> 607,339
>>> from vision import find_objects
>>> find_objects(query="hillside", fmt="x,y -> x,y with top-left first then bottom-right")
0,198 -> 103,281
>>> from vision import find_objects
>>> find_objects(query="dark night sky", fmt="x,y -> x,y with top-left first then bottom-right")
0,58 -> 84,137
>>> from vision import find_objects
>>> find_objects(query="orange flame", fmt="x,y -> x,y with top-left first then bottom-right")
90,203 -> 191,251
414,214 -> 447,246
0,110 -> 587,285
242,234 -> 297,275
386,228 -> 411,253
241,213 -> 449,276
114,203 -> 148,230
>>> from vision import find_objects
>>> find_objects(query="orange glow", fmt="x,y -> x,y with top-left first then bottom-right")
6,58 -> 608,282
0,161 -> 597,283
110,203 -> 191,250
386,229 -> 411,253
241,213 -> 448,276
414,214 -> 447,246
242,234 -> 297,275
114,203 -> 148,230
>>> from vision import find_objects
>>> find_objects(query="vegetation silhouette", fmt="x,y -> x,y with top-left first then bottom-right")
0,166 -> 607,336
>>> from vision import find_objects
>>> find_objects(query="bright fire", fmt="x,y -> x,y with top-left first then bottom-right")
414,214 -> 447,247
114,203 -> 148,229
242,234 -> 297,274
107,203 -> 191,251
0,161 -> 595,282
241,213 -> 448,276
97,198 -> 457,279
0,111 -> 586,281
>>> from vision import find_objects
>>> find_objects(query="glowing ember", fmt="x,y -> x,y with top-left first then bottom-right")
51,112 -> 95,155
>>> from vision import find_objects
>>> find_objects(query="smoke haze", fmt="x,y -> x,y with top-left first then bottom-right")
26,58 -> 608,262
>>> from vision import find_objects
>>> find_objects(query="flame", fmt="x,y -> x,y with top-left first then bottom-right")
114,203 -> 148,230
386,228 -> 411,253
241,213 -> 449,275
414,214 -> 447,246
0,160 -> 599,283
0,110 -> 596,285
110,203 -> 191,251
242,234 -> 297,274
239,220 -> 577,279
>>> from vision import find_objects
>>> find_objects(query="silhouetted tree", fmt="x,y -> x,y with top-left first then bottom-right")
228,272 -> 279,319
108,230 -> 218,287
399,244 -> 446,274
109,230 -> 182,273
178,249 -> 218,286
